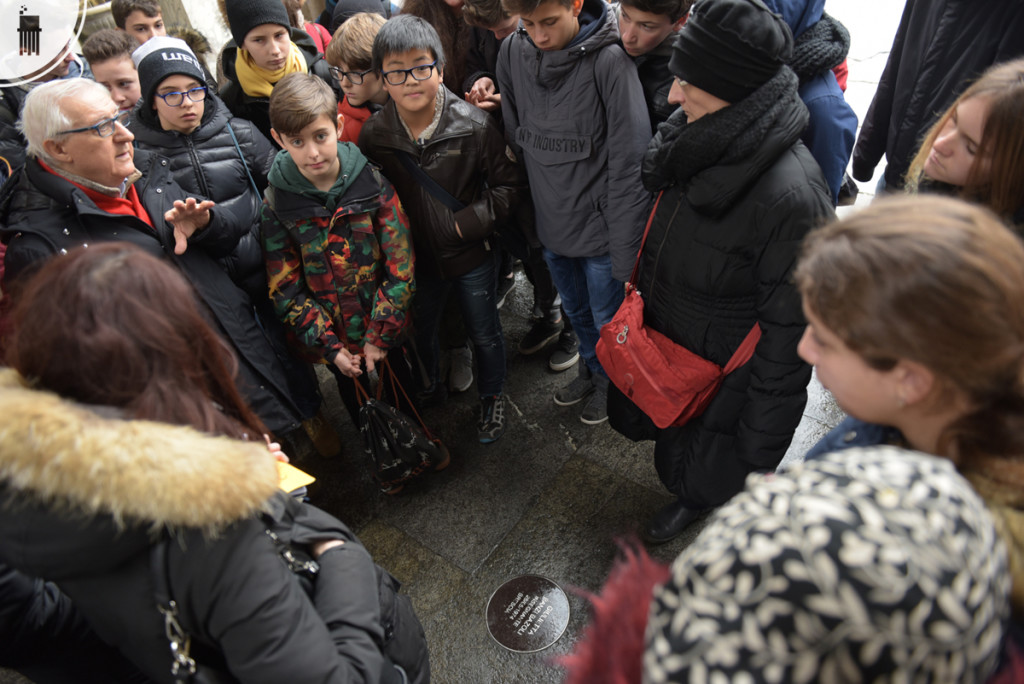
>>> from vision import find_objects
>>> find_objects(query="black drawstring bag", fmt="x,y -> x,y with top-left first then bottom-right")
355,359 -> 449,494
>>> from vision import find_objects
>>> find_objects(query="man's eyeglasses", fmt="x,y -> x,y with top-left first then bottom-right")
329,66 -> 373,85
381,61 -> 437,86
57,110 -> 131,138
154,86 -> 207,107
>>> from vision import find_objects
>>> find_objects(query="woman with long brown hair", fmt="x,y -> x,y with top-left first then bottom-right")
797,196 -> 1024,677
0,243 -> 429,683
905,58 -> 1024,225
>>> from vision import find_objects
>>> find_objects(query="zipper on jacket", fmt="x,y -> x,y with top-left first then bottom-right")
184,137 -> 211,198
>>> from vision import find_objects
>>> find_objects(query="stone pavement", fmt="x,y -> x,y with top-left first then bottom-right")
0,2 -> 904,682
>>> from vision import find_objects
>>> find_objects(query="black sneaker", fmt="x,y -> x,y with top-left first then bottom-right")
580,384 -> 608,425
519,318 -> 563,354
417,383 -> 448,409
548,329 -> 580,372
554,371 -> 594,406
478,394 -> 506,443
496,275 -> 517,309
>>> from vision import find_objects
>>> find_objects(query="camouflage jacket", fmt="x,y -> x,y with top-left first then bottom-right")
261,165 -> 414,364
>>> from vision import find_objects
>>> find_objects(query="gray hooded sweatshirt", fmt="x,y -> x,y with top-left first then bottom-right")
497,0 -> 652,282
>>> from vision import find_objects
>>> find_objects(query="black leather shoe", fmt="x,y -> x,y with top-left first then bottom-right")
643,498 -> 701,545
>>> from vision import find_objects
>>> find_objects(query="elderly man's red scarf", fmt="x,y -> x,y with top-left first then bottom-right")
39,160 -> 153,228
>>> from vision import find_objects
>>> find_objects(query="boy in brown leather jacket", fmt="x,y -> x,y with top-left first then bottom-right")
358,14 -> 524,444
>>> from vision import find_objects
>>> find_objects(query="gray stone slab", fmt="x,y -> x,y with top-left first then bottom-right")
355,519 -> 469,622
803,369 -> 846,428
377,399 -> 576,573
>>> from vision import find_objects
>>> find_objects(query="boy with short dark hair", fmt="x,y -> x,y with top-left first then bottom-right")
325,12 -> 389,143
111,0 -> 167,44
261,72 -> 416,433
82,28 -> 142,113
616,0 -> 691,128
496,0 -> 652,425
359,15 -> 524,443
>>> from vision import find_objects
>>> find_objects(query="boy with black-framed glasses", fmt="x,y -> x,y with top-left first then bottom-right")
359,15 -> 525,444
326,12 -> 390,144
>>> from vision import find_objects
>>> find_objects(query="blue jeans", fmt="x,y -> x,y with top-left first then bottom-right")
413,258 -> 506,397
543,250 -> 623,377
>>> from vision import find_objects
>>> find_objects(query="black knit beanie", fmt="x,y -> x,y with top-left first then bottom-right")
330,0 -> 387,34
669,0 -> 793,103
132,37 -> 207,108
224,0 -> 291,47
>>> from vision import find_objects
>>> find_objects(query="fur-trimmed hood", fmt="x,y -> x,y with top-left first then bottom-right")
0,368 -> 280,578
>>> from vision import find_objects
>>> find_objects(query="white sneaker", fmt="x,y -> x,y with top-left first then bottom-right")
448,344 -> 473,393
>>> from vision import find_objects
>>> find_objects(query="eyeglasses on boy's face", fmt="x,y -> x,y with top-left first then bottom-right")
381,61 -> 438,86
329,66 -> 373,85
57,110 -> 131,138
154,86 -> 208,107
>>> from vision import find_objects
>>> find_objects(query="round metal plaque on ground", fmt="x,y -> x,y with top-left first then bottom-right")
486,575 -> 570,653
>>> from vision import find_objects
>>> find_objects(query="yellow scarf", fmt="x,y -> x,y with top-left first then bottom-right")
235,44 -> 307,98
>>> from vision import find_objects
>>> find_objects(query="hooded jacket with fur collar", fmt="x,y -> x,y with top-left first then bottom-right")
0,369 -> 396,684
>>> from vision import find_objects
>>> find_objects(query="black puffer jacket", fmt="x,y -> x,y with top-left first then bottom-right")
219,28 -> 338,144
129,94 -> 275,296
852,0 -> 1024,189
608,68 -> 833,510
0,151 -> 303,434
130,94 -> 275,229
0,371 -> 428,684
358,87 -> 524,280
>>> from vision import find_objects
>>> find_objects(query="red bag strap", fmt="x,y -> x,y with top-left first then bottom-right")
351,357 -> 438,441
722,323 -> 763,375
628,191 -> 664,287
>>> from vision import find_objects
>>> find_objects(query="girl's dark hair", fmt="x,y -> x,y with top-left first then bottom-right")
795,195 -> 1024,465
4,243 -> 266,440
395,1 -> 469,93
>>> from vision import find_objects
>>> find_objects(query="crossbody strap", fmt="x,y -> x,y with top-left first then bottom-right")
628,190 -> 664,287
722,323 -> 762,375
226,121 -> 261,199
395,150 -> 466,213
627,189 -> 762,372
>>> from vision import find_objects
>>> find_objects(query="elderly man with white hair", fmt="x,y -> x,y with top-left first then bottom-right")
0,78 -> 311,440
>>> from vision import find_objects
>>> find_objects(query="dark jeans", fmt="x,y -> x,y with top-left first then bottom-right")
413,259 -> 506,397
542,250 -> 623,377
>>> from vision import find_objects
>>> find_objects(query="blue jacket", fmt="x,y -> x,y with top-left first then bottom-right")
803,415 -> 903,461
763,0 -> 857,204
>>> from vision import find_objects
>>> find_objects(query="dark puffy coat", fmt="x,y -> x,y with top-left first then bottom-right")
608,72 -> 833,509
0,563 -> 146,683
0,151 -> 303,434
219,28 -> 339,144
129,93 -> 276,296
852,0 -> 1024,189
0,85 -> 28,176
130,93 -> 275,230
0,371 -> 427,684
358,87 -> 524,280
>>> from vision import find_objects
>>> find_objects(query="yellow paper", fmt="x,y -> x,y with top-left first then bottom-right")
277,461 -> 316,492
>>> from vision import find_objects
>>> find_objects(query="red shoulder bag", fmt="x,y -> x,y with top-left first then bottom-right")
596,192 -> 762,429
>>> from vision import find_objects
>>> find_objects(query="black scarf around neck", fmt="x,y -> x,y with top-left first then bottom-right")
642,67 -> 805,192
790,13 -> 850,85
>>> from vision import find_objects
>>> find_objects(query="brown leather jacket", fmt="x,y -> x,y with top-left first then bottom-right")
358,87 -> 524,280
